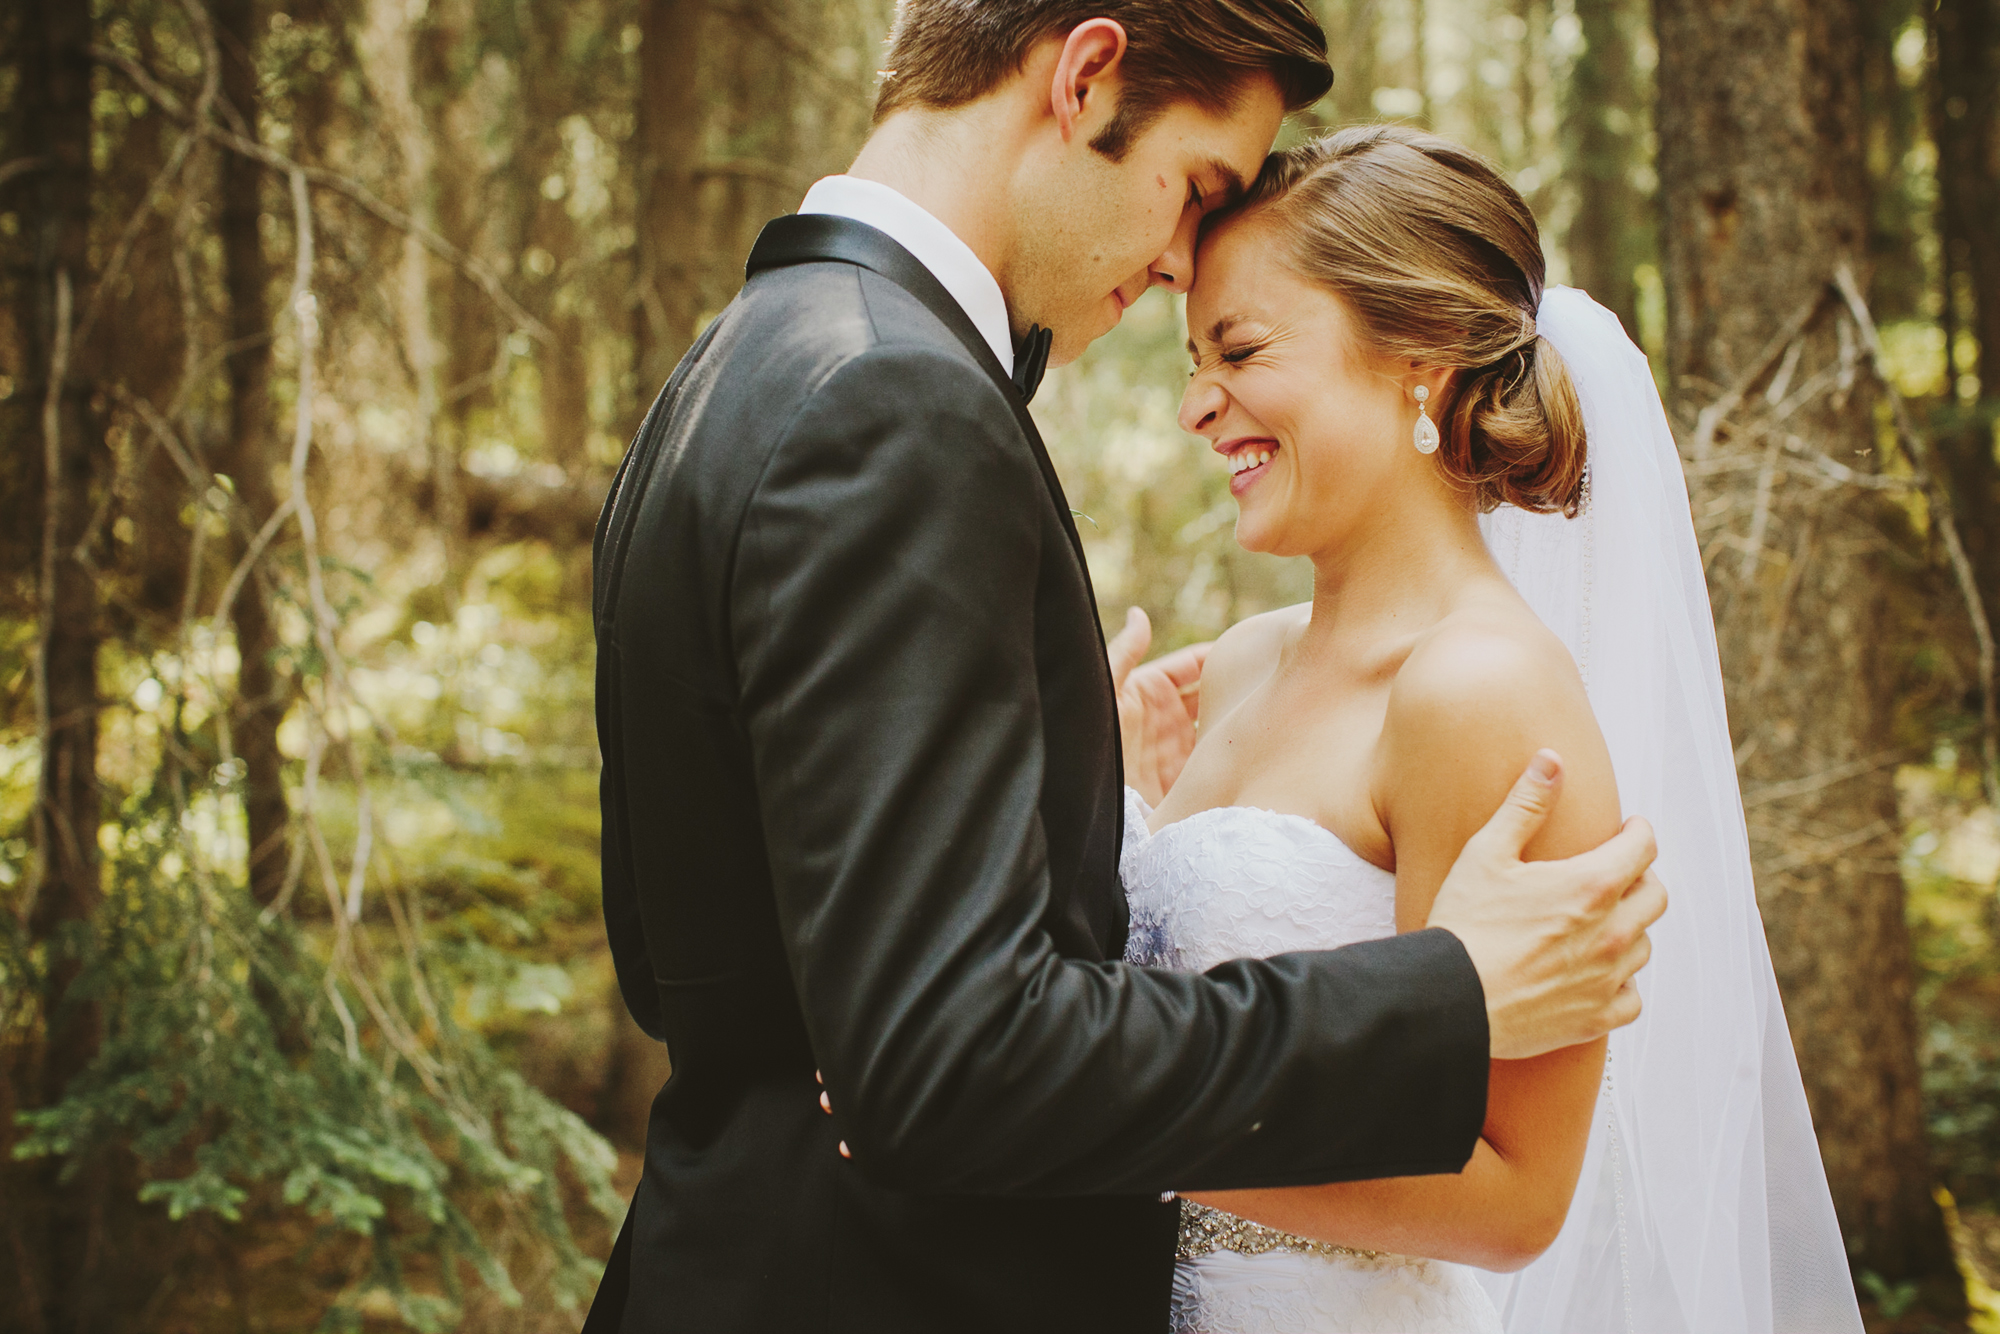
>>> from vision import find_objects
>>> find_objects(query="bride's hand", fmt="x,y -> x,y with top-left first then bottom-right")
1107,607 -> 1209,808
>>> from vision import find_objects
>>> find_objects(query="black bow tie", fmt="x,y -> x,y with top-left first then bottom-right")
1013,324 -> 1052,404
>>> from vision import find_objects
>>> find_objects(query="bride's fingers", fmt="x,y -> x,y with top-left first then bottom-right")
1106,607 -> 1152,688
1141,674 -> 1198,766
1150,640 -> 1212,695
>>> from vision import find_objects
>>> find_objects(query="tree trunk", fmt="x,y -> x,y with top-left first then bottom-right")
1932,0 -> 2000,395
359,0 -> 456,552
1410,0 -> 1432,124
212,0 -> 291,908
1562,0 -> 1647,338
1322,0 -> 1380,125
1859,0 -> 1928,324
1510,0 -> 1554,216
22,0 -> 105,1329
1655,0 -> 1963,1303
633,0 -> 707,395
1930,0 -> 2000,646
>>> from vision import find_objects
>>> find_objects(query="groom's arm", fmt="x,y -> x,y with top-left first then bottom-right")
734,345 -> 1492,1197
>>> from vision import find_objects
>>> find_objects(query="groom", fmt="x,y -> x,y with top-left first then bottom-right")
587,3 -> 1665,1331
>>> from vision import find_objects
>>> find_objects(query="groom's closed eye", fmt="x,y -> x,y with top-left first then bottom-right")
1194,158 -> 1248,213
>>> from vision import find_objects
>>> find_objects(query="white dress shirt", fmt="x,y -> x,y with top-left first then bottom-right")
798,175 -> 1015,377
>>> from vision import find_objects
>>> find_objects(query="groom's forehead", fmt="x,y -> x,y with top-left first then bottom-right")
1148,83 -> 1286,185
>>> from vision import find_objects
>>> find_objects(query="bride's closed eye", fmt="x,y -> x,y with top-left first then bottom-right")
1188,344 -> 1265,377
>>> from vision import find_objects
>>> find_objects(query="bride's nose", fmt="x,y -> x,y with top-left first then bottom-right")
1180,374 -> 1225,436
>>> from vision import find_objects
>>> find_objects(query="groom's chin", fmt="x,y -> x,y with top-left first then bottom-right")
1043,326 -> 1095,369
1046,307 -> 1125,368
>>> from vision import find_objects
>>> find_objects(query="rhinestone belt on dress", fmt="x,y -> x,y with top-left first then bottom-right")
1177,1199 -> 1386,1262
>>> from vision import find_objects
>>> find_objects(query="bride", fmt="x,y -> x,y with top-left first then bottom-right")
1120,124 -> 1865,1334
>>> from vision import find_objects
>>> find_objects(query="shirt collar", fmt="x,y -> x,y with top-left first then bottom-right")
797,175 -> 1015,376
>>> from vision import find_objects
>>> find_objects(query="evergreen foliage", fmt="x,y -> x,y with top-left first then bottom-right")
3,746 -> 619,1329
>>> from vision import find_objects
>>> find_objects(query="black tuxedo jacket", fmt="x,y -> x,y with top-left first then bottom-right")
584,214 -> 1491,1334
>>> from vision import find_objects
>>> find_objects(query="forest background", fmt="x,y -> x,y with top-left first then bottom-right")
4,0 -> 2000,1330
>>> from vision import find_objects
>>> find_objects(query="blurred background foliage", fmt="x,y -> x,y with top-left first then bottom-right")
2,0 -> 1999,1329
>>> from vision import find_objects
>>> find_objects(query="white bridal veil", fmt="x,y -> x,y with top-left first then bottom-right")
1473,288 -> 1865,1333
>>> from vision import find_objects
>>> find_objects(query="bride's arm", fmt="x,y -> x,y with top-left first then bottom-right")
1186,616 -> 1618,1272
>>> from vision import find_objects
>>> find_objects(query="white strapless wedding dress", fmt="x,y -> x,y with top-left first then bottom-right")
1121,787 -> 1504,1334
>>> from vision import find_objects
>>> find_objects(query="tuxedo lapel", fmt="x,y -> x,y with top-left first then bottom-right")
745,214 -> 1091,572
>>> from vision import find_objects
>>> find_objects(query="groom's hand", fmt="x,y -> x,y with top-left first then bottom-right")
1426,749 -> 1667,1062
1108,607 -> 1209,807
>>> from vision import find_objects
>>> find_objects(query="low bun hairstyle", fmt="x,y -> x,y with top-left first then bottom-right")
1236,124 -> 1587,516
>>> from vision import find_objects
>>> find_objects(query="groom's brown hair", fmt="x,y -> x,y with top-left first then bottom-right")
873,1 -> 1331,159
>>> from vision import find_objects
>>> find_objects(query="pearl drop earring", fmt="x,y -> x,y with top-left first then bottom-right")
1413,385 -> 1440,455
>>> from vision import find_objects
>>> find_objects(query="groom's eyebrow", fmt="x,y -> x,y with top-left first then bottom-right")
1202,158 -> 1248,207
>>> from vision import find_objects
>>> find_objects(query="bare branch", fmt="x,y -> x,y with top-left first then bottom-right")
281,167 -> 389,934
1686,293 -> 1825,458
209,497 -> 297,628
33,269 -> 75,908
692,159 -> 814,193
110,385 -> 211,496
91,41 -> 553,343
1778,436 -> 1913,492
708,4 -> 877,94
1760,819 -> 1896,878
260,730 -> 321,926
1687,427 -> 1917,493
1737,434 -> 1783,578
0,156 -> 48,190
1741,749 -> 1908,809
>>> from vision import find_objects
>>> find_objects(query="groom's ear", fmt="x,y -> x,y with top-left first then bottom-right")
1050,20 -> 1129,144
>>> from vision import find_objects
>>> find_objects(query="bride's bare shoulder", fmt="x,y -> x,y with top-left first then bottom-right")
1377,592 -> 1617,861
1391,599 -> 1584,727
1200,603 -> 1310,727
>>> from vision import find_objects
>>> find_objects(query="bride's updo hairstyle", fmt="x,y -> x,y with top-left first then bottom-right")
1237,124 -> 1587,515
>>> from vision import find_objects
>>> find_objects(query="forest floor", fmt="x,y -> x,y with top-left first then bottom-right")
1861,1204 -> 2000,1333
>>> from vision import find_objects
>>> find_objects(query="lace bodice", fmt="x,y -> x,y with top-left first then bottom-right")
1121,789 -> 1398,972
1121,789 -> 1503,1334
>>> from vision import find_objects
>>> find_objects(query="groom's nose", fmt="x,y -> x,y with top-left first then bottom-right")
1149,209 -> 1200,295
